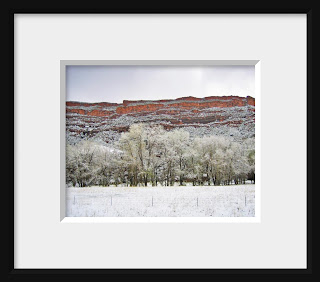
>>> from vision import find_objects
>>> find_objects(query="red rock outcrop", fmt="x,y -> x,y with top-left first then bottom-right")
66,95 -> 255,144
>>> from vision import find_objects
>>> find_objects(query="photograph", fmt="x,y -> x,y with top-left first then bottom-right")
65,65 -> 256,217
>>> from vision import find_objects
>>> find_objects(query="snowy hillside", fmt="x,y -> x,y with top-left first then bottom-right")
66,95 -> 255,146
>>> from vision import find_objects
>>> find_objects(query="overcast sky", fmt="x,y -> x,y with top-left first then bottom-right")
66,65 -> 255,103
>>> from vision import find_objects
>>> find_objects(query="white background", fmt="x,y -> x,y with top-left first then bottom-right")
15,14 -> 306,268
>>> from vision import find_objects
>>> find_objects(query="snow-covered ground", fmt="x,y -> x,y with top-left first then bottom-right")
66,185 -> 255,217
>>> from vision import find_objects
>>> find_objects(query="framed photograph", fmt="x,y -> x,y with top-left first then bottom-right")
10,10 -> 312,276
61,60 -> 259,223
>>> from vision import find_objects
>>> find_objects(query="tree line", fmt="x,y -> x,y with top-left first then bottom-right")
66,123 -> 255,187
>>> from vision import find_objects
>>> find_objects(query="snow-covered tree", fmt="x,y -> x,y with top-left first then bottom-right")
66,123 -> 255,187
66,140 -> 101,187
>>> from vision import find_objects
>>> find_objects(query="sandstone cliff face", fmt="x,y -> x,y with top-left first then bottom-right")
66,96 -> 255,145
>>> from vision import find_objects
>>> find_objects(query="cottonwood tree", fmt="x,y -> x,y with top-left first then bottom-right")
143,125 -> 167,186
191,135 -> 230,185
66,123 -> 256,187
243,138 -> 255,183
118,123 -> 150,186
164,129 -> 190,185
95,147 -> 120,186
66,140 -> 100,187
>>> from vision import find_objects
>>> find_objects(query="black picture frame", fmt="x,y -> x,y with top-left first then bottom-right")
7,7 -> 314,278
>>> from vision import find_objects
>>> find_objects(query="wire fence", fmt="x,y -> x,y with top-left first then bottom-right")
66,190 -> 255,217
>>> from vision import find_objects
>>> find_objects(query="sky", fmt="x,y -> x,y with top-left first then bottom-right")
66,65 -> 255,103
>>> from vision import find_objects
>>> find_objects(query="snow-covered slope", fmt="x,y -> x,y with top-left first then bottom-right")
66,95 -> 255,145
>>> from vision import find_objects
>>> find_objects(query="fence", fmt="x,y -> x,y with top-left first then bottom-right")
66,189 -> 255,217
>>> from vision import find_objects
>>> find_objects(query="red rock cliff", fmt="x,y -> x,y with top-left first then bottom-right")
66,95 -> 255,144
67,96 -> 254,117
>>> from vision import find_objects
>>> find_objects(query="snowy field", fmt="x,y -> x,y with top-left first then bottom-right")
66,185 -> 255,217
